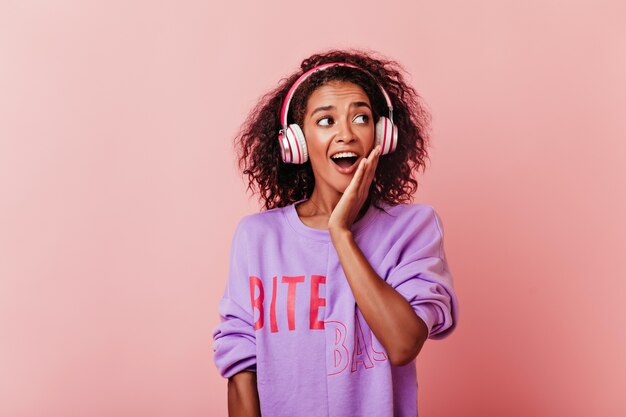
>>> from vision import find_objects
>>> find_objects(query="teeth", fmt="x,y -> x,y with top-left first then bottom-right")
331,152 -> 358,159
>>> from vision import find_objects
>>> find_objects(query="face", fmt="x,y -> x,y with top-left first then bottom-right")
302,80 -> 376,194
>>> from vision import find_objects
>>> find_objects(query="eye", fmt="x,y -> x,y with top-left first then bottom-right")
317,116 -> 334,126
353,114 -> 370,124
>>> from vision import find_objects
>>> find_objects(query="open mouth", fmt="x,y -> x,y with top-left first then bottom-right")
331,156 -> 359,169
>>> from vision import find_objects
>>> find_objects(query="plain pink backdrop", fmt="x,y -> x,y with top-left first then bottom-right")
1,1 -> 625,416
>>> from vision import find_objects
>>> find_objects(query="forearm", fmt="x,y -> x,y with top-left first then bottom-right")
330,228 -> 429,366
228,371 -> 261,417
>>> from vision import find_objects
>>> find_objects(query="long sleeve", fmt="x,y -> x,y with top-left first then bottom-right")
384,206 -> 459,340
211,218 -> 257,378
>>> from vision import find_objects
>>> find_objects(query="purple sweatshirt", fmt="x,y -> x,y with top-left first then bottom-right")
212,198 -> 459,417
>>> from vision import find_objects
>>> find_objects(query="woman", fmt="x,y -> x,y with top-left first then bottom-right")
212,48 -> 459,417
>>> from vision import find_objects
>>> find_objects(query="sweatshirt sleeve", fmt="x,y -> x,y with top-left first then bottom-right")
211,218 -> 257,378
385,206 -> 459,340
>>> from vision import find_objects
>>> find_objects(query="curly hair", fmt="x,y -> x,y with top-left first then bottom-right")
234,48 -> 432,211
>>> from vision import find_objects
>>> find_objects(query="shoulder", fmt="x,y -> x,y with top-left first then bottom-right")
378,201 -> 443,229
380,201 -> 436,217
371,202 -> 445,247
232,205 -> 289,237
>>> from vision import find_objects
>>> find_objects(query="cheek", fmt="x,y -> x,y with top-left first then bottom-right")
305,130 -> 330,154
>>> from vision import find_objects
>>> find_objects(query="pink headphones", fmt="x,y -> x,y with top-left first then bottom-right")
277,62 -> 399,164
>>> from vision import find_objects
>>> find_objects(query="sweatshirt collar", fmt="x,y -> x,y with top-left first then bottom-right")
283,198 -> 381,242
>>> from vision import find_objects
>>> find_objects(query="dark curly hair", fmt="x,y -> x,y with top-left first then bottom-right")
234,48 -> 432,211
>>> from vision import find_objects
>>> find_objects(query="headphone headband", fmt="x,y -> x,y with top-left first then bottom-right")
279,62 -> 394,129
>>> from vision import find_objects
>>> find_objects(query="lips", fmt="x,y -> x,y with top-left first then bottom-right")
330,156 -> 361,175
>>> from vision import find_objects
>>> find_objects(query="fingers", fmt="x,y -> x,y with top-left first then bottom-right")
367,145 -> 381,180
347,158 -> 366,195
348,145 -> 380,199
358,145 -> 381,196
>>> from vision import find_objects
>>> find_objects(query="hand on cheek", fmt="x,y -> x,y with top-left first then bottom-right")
328,145 -> 381,232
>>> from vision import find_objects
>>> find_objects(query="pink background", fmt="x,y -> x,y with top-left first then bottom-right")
1,1 -> 625,416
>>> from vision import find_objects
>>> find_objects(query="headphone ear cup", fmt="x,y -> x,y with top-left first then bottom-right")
375,117 -> 398,155
278,124 -> 308,164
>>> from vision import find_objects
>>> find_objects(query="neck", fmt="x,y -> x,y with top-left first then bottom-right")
303,189 -> 372,221
306,188 -> 340,215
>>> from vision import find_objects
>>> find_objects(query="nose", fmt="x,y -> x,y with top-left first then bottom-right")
335,118 -> 356,143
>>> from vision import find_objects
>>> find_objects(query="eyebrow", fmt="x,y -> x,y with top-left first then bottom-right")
309,101 -> 372,118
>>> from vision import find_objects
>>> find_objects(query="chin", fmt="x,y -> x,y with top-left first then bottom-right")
332,179 -> 351,194
319,169 -> 355,194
